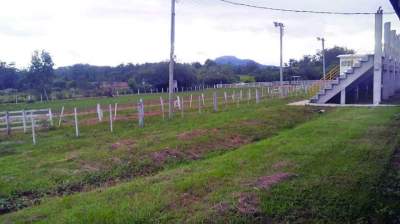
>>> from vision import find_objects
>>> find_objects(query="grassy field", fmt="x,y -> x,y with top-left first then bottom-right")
0,97 -> 317,213
1,95 -> 400,223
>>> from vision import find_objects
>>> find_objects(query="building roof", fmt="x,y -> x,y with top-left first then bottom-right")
390,0 -> 400,19
337,54 -> 372,59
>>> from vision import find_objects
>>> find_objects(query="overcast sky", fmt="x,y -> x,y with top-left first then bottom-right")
0,0 -> 399,68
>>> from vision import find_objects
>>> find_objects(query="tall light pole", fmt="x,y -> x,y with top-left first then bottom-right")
317,37 -> 326,80
169,0 -> 176,119
274,22 -> 284,88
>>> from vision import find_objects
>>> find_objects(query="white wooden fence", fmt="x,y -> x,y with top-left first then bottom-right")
0,109 -> 53,135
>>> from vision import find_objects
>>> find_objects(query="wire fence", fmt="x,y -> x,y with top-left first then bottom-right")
0,85 -> 308,145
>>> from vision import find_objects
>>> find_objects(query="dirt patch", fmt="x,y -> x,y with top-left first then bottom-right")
177,130 -> 208,141
150,148 -> 185,164
224,134 -> 249,147
110,139 -> 136,150
65,151 -> 80,161
167,192 -> 201,211
241,120 -> 265,126
254,173 -> 294,190
213,201 -> 232,215
78,160 -> 103,172
236,192 -> 261,215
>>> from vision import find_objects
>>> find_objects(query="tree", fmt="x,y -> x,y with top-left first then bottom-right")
128,78 -> 138,91
25,50 -> 55,99
0,61 -> 19,90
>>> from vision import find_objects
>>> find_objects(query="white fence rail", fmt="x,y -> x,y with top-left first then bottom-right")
0,109 -> 53,134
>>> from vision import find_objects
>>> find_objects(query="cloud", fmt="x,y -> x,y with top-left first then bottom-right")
0,0 -> 398,68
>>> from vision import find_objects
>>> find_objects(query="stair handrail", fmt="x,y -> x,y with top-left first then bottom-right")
308,65 -> 340,97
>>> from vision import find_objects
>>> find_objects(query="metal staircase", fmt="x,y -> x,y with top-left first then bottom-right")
310,54 -> 374,104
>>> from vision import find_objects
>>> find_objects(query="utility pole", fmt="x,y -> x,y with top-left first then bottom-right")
317,37 -> 326,80
274,22 -> 284,89
169,0 -> 176,119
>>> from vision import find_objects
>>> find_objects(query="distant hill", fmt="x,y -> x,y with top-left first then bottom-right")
215,56 -> 264,67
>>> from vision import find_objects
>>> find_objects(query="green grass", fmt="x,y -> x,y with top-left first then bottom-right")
0,97 -> 317,213
1,104 -> 399,223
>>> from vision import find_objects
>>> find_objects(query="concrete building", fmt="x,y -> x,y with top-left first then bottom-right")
310,5 -> 400,105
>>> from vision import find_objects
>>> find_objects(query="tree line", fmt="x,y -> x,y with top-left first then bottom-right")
0,46 -> 353,100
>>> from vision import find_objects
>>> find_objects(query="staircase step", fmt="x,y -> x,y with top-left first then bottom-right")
345,68 -> 354,74
360,56 -> 369,62
353,62 -> 361,68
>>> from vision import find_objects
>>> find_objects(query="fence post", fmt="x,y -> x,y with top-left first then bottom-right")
198,95 -> 202,114
58,106 -> 65,127
22,110 -> 27,133
138,99 -> 144,128
5,111 -> 10,135
256,89 -> 260,104
201,93 -> 205,106
177,96 -> 182,110
109,104 -> 113,132
189,94 -> 193,108
240,90 -> 243,101
74,108 -> 79,137
160,97 -> 165,120
181,97 -> 184,118
31,112 -> 36,145
213,92 -> 218,112
97,104 -> 102,122
48,108 -> 53,127
114,103 -> 118,120
224,92 -> 228,105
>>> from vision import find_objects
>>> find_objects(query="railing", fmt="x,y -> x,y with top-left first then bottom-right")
307,65 -> 340,98
0,109 -> 53,135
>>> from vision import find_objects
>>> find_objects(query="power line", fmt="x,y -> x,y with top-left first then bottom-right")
215,0 -> 395,15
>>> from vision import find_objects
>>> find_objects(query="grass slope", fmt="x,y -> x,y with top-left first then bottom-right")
0,99 -> 317,213
1,106 -> 399,223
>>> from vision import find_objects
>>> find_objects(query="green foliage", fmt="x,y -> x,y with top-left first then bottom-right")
239,75 -> 255,83
23,50 -> 55,97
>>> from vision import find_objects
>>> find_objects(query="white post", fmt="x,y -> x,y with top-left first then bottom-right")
160,97 -> 165,120
189,94 -> 193,108
224,92 -> 228,105
74,108 -> 79,137
340,89 -> 346,105
138,99 -> 145,128
22,110 -> 27,133
114,103 -> 118,120
97,104 -> 102,122
109,104 -> 113,132
168,0 -> 176,119
177,96 -> 181,110
181,97 -> 184,118
48,108 -> 53,127
198,95 -> 202,114
58,106 -> 65,127
213,92 -> 218,112
5,111 -> 10,135
374,9 -> 383,104
256,89 -> 260,104
31,112 -> 36,145
201,93 -> 205,106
